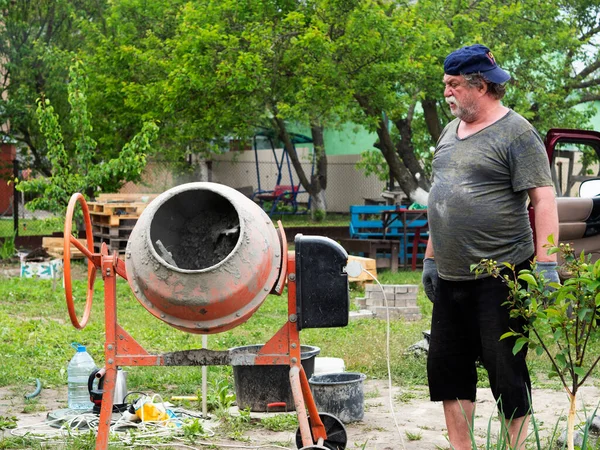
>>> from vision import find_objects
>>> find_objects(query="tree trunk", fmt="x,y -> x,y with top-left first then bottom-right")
422,98 -> 443,143
272,112 -> 329,220
354,94 -> 428,204
273,116 -> 312,191
567,392 -> 576,450
310,189 -> 327,220
309,122 -> 327,219
393,116 -> 430,191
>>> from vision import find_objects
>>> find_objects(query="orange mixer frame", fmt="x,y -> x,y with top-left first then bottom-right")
63,193 -> 335,450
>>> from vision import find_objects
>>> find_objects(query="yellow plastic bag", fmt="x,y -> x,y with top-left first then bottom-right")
134,395 -> 170,423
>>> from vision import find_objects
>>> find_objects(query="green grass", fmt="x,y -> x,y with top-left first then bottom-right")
269,212 -> 350,227
0,266 -> 429,392
0,217 -> 63,238
2,259 -> 599,448
0,265 -> 581,393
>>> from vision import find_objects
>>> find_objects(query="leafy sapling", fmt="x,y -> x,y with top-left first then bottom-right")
472,236 -> 600,450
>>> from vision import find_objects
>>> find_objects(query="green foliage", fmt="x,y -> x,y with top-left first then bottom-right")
182,417 -> 208,444
0,218 -> 63,238
17,62 -> 159,215
312,208 -> 326,222
356,150 -> 390,182
0,232 -> 16,260
260,413 -> 298,432
217,407 -> 253,441
202,377 -> 236,412
473,243 -> 600,392
0,415 -> 17,430
473,240 -> 600,449
4,0 -> 600,209
405,430 -> 423,441
0,1 -> 106,172
17,218 -> 64,237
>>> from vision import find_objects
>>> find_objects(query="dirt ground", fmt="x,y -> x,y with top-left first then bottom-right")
2,380 -> 599,449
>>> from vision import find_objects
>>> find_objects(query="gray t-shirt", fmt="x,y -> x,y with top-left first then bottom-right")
428,110 -> 553,280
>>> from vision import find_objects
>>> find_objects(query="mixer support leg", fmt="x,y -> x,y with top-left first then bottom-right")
96,368 -> 116,449
290,365 -> 327,447
299,365 -> 327,441
290,366 -> 312,447
96,254 -> 119,450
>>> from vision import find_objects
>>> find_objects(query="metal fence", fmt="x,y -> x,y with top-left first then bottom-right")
0,150 -> 389,239
115,150 -> 388,213
210,149 -> 387,212
0,159 -> 60,239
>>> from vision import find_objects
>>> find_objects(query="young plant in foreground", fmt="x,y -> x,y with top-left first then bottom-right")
473,238 -> 600,450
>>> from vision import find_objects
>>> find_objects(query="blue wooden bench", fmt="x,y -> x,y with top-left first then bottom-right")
347,205 -> 428,269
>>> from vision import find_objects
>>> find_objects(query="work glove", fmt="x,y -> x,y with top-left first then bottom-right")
534,261 -> 560,287
422,258 -> 438,303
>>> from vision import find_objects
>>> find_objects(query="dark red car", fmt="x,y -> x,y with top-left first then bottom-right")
542,128 -> 600,262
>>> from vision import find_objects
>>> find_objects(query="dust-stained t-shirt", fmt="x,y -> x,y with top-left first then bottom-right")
428,110 -> 553,280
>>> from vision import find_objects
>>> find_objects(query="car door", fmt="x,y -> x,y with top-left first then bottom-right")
543,129 -> 600,263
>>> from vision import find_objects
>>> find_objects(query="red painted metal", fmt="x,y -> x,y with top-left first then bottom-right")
529,129 -> 600,245
62,184 -> 327,449
64,193 -> 97,329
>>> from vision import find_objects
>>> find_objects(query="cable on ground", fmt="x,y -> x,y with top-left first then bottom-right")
363,268 -> 407,450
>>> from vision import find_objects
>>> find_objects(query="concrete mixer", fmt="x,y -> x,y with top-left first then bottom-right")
62,182 -> 350,450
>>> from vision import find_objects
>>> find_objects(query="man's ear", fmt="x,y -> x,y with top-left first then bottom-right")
478,80 -> 489,96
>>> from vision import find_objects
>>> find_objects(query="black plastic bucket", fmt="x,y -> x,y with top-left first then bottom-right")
309,372 -> 367,423
231,344 -> 320,412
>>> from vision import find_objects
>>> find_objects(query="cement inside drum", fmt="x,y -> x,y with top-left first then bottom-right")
149,190 -> 240,270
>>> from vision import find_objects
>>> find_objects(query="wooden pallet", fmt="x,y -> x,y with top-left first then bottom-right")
87,195 -> 157,252
42,237 -> 87,259
92,223 -> 134,239
89,213 -> 139,227
95,193 -> 158,203
88,201 -> 148,215
347,255 -> 377,287
93,235 -> 128,254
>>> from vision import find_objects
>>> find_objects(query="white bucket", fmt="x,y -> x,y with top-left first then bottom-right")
314,357 -> 345,375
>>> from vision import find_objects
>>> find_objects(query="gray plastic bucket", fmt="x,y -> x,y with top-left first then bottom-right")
231,344 -> 320,412
309,372 -> 367,423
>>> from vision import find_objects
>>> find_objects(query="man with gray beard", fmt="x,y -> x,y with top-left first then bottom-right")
421,44 -> 559,450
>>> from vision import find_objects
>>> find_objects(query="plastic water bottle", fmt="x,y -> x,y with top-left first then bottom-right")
67,343 -> 96,410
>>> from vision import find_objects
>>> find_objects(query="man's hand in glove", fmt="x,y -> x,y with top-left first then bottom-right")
422,258 -> 438,302
534,261 -> 560,287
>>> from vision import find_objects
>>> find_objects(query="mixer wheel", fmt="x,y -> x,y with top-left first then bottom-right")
295,412 -> 347,450
64,193 -> 97,329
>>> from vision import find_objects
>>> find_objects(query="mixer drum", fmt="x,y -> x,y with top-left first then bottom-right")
125,182 -> 283,334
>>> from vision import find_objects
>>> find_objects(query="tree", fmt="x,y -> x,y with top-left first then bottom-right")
17,62 -> 158,214
14,0 -> 598,213
475,239 -> 600,450
163,0 -> 338,217
310,0 -> 600,202
84,0 -> 362,218
0,0 -> 108,174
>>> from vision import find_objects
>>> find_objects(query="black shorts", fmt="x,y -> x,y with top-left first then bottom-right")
427,258 -> 532,419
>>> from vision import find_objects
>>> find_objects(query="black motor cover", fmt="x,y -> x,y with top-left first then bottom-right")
295,234 -> 349,330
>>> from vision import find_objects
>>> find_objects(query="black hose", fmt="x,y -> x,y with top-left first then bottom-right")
24,378 -> 42,399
